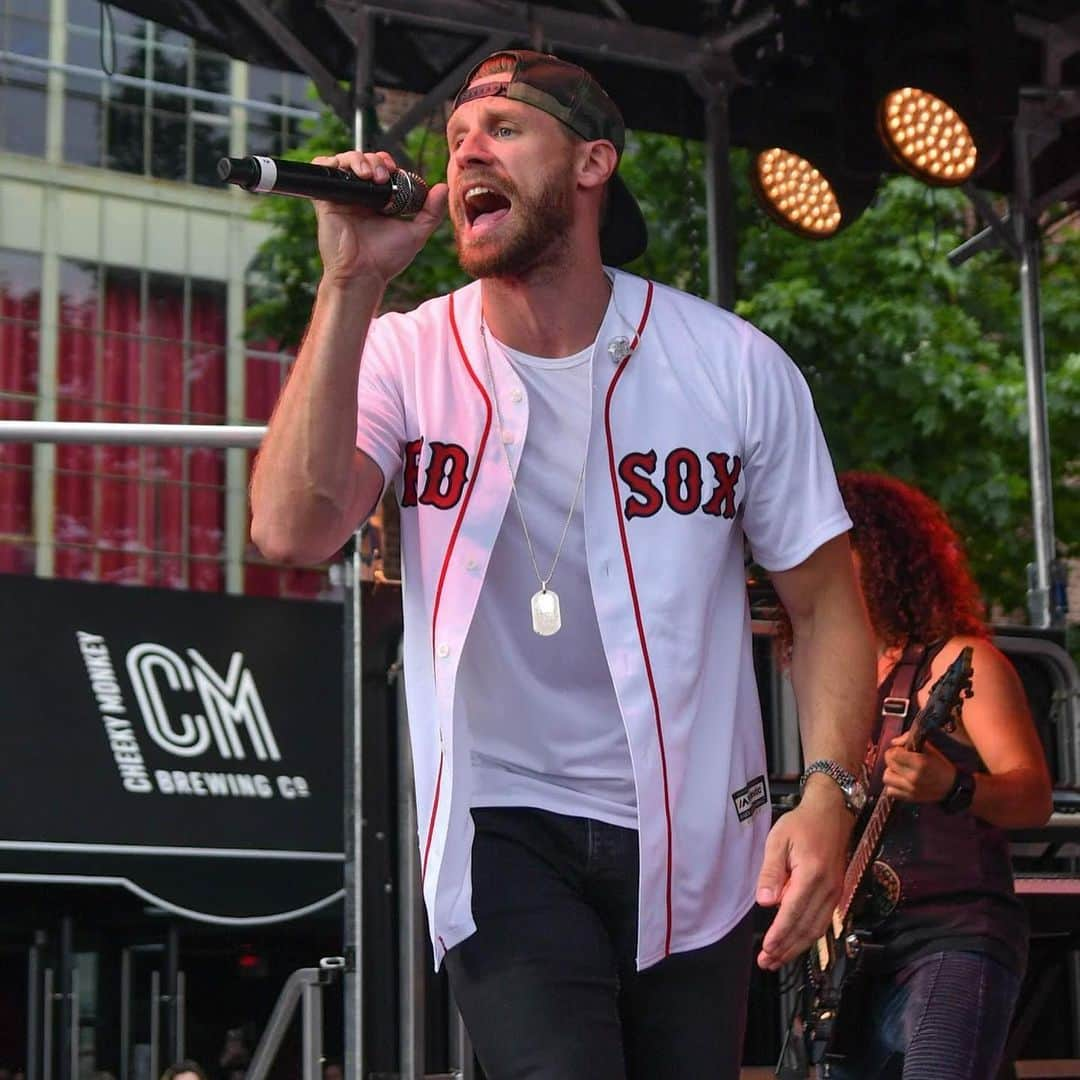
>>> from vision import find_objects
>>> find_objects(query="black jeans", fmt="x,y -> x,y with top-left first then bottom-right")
444,807 -> 755,1080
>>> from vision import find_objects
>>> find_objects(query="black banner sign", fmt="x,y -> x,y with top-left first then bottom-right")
0,574 -> 347,922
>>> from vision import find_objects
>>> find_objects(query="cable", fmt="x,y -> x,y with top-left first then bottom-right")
98,1 -> 116,77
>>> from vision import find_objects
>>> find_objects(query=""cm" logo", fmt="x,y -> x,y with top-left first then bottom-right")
126,644 -> 281,761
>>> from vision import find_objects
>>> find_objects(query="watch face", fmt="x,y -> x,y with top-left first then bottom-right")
846,782 -> 868,812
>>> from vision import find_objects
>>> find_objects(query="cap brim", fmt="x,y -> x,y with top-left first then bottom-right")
600,173 -> 648,266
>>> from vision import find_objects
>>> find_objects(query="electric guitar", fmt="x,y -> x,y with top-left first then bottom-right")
792,645 -> 975,1073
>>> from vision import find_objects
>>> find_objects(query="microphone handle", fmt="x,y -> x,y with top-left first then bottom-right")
217,156 -> 427,216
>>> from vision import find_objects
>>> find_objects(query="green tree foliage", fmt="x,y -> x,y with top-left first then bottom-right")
731,166 -> 1078,618
246,116 -> 1078,618
245,107 -> 466,347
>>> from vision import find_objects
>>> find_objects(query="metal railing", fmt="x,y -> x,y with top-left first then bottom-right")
246,958 -> 346,1080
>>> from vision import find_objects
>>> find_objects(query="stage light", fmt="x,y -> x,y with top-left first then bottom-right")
745,54 -> 884,240
869,1 -> 1017,188
751,148 -> 844,238
878,87 -> 978,185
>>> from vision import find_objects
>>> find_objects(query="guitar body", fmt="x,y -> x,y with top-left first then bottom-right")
801,897 -> 885,1066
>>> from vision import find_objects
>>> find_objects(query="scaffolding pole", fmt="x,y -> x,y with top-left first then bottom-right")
0,421 -> 265,448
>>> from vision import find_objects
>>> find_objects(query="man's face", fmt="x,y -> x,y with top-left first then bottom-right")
446,73 -> 578,278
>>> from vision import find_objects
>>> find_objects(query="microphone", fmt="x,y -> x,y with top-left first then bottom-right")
217,155 -> 428,217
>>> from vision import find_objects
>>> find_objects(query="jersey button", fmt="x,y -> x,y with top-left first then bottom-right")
510,389 -> 523,404
436,643 -> 450,658
466,558 -> 479,571
501,430 -> 515,444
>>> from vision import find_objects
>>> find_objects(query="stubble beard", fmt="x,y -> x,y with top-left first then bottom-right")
454,168 -> 575,280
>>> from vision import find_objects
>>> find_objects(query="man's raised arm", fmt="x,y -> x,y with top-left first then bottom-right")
249,150 -> 447,565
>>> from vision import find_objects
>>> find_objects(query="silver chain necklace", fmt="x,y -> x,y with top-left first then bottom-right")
477,274 -> 640,636
479,318 -> 592,636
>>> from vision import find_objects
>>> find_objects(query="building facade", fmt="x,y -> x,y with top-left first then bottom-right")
0,6 -> 375,1080
0,0 -> 329,599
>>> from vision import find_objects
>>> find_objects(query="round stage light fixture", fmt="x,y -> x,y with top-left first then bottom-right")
751,148 -> 845,238
878,87 -> 979,185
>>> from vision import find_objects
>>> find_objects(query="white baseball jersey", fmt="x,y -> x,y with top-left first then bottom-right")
355,270 -> 851,970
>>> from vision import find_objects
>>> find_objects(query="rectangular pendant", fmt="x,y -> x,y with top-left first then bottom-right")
530,588 -> 561,636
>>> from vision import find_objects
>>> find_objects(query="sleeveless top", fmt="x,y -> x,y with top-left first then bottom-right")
868,642 -> 1028,975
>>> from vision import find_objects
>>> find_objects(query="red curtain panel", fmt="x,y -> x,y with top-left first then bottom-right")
0,274 -> 38,574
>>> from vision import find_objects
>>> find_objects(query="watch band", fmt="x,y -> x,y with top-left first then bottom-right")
940,767 -> 976,814
799,759 -> 867,814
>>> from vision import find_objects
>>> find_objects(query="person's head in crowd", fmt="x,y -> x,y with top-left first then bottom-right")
160,1060 -> 210,1080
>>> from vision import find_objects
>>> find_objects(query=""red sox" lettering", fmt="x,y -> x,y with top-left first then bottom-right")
399,439 -> 740,521
618,448 -> 742,520
401,439 -> 471,509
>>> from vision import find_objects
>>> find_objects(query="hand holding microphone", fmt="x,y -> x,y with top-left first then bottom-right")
221,150 -> 448,288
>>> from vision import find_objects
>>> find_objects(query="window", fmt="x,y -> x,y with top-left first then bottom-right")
242,337 -> 327,599
0,0 -> 49,156
64,11 -> 230,184
247,65 -> 314,159
55,261 -> 229,590
0,248 -> 40,574
59,7 -> 320,184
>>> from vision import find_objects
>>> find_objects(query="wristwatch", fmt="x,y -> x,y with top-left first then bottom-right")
940,767 -> 976,814
799,759 -> 868,815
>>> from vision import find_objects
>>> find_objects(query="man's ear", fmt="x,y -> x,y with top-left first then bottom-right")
577,139 -> 619,191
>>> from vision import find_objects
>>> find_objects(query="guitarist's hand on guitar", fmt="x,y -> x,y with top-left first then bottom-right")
883,733 -> 957,803
754,778 -> 855,971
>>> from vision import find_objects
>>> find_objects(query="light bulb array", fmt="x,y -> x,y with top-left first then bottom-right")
756,148 -> 843,237
879,87 -> 978,183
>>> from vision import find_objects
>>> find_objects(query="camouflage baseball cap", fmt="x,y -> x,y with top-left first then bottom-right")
451,49 -> 648,266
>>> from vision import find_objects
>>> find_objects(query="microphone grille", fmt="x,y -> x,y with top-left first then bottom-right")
382,171 -> 429,217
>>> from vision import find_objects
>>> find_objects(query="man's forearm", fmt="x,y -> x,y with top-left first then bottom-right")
250,275 -> 385,564
789,613 -> 877,775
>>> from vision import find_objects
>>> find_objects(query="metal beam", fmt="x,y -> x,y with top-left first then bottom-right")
325,0 -> 725,79
353,4 -> 375,150
1013,97 -> 1062,628
0,421 -> 265,448
596,0 -> 630,19
961,184 -> 1021,260
229,0 -> 353,126
946,217 -> 1010,267
1031,167 -> 1080,220
378,32 -> 516,147
702,82 -> 736,309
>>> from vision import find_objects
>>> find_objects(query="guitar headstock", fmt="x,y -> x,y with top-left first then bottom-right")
909,645 -> 974,749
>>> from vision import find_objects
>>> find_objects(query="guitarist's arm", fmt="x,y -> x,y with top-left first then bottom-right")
883,635 -> 1053,829
755,534 -> 878,972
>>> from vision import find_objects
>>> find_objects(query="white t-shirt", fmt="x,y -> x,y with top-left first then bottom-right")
459,333 -> 637,829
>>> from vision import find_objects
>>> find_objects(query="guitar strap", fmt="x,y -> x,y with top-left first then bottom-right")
865,642 -> 927,799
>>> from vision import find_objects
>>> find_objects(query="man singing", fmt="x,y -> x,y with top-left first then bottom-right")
250,49 -> 876,1079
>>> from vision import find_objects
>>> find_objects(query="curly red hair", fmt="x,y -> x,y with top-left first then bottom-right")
775,472 -> 987,657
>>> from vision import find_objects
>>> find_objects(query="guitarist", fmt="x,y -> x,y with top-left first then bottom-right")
779,472 -> 1052,1079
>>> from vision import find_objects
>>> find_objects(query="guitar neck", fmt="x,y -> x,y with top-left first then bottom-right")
838,791 -> 893,919
836,718 -> 930,920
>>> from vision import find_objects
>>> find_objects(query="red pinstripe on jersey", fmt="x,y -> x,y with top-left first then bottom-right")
602,282 -> 673,954
421,292 -> 493,882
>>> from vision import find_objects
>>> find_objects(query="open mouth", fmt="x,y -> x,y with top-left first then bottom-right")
463,185 -> 512,233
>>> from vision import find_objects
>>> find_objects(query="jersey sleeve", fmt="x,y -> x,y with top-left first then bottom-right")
354,313 -> 408,494
737,324 -> 851,571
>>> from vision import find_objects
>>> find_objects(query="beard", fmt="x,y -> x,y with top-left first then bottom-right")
453,165 -> 575,280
